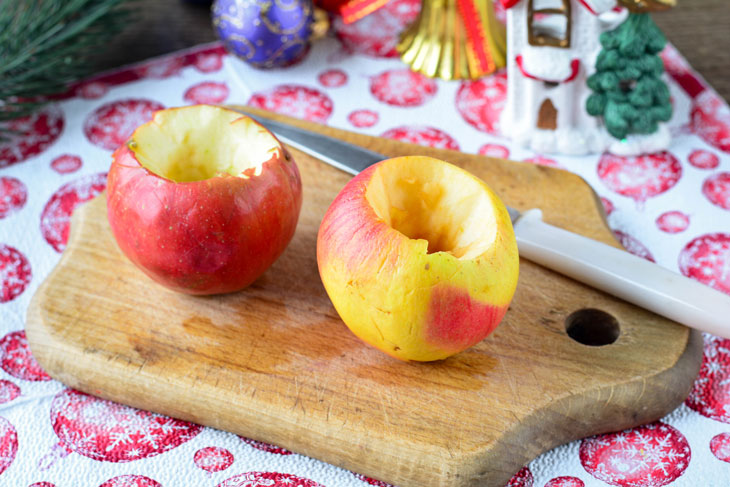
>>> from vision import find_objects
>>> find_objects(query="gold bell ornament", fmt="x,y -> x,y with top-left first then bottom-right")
397,0 -> 507,80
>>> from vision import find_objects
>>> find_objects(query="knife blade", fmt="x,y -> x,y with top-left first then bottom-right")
248,115 -> 384,176
243,111 -> 730,339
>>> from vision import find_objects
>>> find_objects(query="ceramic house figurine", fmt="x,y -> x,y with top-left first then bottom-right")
499,0 -> 629,155
499,0 -> 677,155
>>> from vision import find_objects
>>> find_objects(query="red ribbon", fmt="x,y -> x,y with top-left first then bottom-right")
516,55 -> 581,83
456,0 -> 496,75
340,0 -> 391,23
316,0 -> 390,24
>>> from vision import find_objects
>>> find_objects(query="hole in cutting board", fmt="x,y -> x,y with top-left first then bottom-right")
565,309 -> 620,346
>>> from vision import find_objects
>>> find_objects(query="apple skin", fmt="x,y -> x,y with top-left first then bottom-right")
317,156 -> 519,361
106,126 -> 302,295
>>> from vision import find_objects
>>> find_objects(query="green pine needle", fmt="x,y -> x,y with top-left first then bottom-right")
0,0 -> 134,130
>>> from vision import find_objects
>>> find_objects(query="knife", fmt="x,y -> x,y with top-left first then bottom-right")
244,112 -> 730,338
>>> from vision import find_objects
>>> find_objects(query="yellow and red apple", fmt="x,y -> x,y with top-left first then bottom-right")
317,156 -> 519,361
106,105 -> 302,295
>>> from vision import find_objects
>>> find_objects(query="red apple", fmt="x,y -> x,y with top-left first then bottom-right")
106,105 -> 302,295
317,156 -> 519,361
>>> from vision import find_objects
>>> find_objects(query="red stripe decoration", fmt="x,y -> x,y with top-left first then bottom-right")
456,0 -> 495,75
577,0 -> 598,15
516,55 -> 580,83
667,70 -> 707,99
339,0 -> 391,24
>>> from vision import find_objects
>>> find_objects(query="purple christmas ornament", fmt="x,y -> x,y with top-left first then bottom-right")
212,0 -> 314,68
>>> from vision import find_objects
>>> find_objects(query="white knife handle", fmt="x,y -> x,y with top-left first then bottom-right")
513,209 -> 730,337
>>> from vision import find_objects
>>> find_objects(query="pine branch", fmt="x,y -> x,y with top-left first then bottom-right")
0,0 -> 135,126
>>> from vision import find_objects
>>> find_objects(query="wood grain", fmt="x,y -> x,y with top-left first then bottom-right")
26,110 -> 702,487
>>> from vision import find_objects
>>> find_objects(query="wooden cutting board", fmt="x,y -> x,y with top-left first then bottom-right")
26,107 -> 702,487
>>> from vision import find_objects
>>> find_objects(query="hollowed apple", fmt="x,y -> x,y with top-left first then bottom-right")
107,105 -> 302,295
317,156 -> 519,361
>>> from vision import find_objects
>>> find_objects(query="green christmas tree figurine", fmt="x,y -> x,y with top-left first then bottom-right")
586,13 -> 672,142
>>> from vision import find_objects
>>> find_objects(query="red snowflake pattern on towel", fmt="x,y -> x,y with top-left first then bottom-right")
98,475 -> 162,487
248,85 -> 333,124
381,126 -> 459,150
194,447 -> 234,473
688,149 -> 719,170
0,245 -> 32,303
656,211 -> 690,233
506,467 -> 533,487
0,331 -> 49,381
240,437 -> 292,455
0,177 -> 27,219
50,155 -> 82,174
710,433 -> 730,463
0,107 -> 64,167
51,389 -> 202,463
348,110 -> 379,128
84,99 -> 164,151
370,69 -> 437,107
0,380 -> 19,404
601,197 -> 615,216
678,233 -> 730,294
597,152 -> 682,205
0,416 -> 17,476
135,57 -> 185,79
703,172 -> 730,210
194,52 -> 225,73
40,173 -> 107,252
334,0 -> 420,58
544,477 -> 585,487
478,143 -> 510,159
76,81 -> 110,100
691,90 -> 730,153
613,230 -> 656,262
352,472 -> 394,486
318,69 -> 348,88
456,71 -> 508,135
686,336 -> 730,421
216,471 -> 324,487
184,82 -> 230,105
580,422 -> 690,487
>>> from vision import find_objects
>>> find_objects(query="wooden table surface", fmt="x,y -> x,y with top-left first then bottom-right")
94,0 -> 730,101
